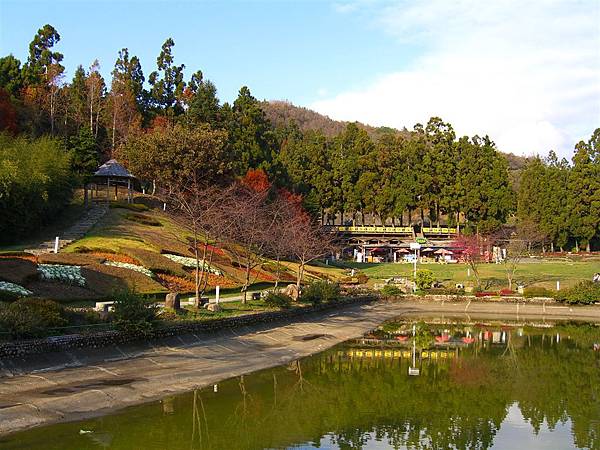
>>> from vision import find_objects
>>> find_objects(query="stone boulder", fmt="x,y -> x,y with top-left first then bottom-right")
206,303 -> 222,312
282,284 -> 300,301
165,292 -> 181,310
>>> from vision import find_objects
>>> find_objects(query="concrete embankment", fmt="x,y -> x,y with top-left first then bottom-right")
1,299 -> 599,435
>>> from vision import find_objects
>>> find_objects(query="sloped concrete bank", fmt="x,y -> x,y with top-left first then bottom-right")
0,296 -> 375,358
1,298 -> 599,436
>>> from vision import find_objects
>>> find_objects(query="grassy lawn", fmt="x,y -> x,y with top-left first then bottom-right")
341,259 -> 600,290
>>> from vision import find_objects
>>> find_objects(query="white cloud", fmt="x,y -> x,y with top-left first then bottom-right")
314,0 -> 600,157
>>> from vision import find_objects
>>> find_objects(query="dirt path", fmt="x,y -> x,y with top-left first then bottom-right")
1,299 -> 599,436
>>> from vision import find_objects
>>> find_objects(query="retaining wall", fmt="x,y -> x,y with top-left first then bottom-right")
0,296 -> 375,358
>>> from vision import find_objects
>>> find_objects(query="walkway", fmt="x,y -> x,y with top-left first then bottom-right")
1,299 -> 599,435
26,205 -> 107,255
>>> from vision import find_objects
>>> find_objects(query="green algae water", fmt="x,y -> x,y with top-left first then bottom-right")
3,319 -> 600,450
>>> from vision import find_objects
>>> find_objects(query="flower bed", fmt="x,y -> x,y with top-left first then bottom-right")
103,261 -> 154,278
0,254 -> 38,263
155,273 -> 196,291
0,281 -> 32,297
156,273 -> 237,292
163,254 -> 222,275
475,291 -> 497,298
38,264 -> 86,287
90,252 -> 141,265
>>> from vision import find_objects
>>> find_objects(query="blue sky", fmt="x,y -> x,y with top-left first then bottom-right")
1,0 -> 599,157
0,1 -> 415,105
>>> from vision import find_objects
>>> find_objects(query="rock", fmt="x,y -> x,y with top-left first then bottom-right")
282,284 -> 300,301
206,303 -> 222,312
165,292 -> 181,310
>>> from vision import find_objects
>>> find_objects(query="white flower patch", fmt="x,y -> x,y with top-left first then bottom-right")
103,261 -> 154,278
38,264 -> 86,287
0,281 -> 32,297
163,254 -> 222,275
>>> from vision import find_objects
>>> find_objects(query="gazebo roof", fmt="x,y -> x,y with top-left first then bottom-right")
94,159 -> 135,179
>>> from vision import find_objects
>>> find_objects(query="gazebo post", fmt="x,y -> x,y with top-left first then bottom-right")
106,177 -> 110,205
127,178 -> 132,204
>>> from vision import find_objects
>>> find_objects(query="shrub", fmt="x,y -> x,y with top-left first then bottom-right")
356,274 -> 369,284
264,292 -> 292,308
523,286 -> 555,298
0,298 -> 67,339
556,281 -> 600,305
0,134 -> 73,244
416,270 -> 435,290
301,281 -> 340,305
109,201 -> 149,212
124,213 -> 162,227
381,285 -> 403,297
112,289 -> 158,335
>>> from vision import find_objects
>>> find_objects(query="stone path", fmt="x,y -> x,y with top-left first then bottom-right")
1,299 -> 599,435
26,205 -> 108,255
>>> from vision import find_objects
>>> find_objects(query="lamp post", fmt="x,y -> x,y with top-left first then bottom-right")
410,242 -> 421,291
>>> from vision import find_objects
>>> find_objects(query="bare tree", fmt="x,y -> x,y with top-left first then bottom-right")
495,225 -> 544,291
286,212 -> 336,289
219,184 -> 274,304
264,195 -> 294,289
166,176 -> 234,307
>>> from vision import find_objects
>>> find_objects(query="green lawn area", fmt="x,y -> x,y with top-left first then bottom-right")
341,259 -> 600,290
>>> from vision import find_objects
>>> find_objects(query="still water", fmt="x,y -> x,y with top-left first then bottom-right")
3,319 -> 600,450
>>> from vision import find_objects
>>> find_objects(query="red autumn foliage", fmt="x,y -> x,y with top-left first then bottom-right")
149,115 -> 170,131
278,187 -> 307,217
241,168 -> 271,193
0,88 -> 18,135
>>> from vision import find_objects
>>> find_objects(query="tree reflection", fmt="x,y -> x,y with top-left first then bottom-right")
7,321 -> 600,450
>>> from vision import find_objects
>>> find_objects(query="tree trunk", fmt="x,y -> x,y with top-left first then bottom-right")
194,245 -> 201,308
90,84 -> 94,132
112,103 -> 117,150
242,264 -> 251,304
50,85 -> 55,135
274,254 -> 281,289
297,260 -> 305,289
95,102 -> 101,138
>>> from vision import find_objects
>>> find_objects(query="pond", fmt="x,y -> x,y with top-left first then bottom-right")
2,319 -> 600,450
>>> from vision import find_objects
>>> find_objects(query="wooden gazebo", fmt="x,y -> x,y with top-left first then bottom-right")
86,159 -> 136,205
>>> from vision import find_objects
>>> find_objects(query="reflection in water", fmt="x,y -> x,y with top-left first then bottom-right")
4,320 -> 600,450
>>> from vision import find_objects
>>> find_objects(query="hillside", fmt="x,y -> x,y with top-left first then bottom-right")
262,100 -> 404,140
0,198 -> 345,303
262,100 -> 530,171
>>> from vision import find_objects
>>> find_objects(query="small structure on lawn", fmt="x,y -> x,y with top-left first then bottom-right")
86,159 -> 137,205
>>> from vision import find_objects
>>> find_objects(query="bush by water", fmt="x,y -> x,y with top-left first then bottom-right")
301,281 -> 340,305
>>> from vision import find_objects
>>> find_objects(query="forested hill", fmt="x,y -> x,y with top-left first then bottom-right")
262,100 -> 529,171
262,100 -> 407,140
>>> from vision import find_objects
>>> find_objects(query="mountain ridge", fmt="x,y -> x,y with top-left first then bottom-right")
261,100 -> 529,171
